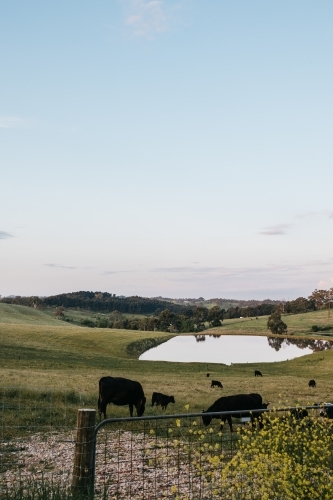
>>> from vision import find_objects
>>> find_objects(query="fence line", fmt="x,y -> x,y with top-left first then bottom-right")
1,389 -> 333,499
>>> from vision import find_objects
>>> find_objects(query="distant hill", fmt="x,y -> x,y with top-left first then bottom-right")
1,291 -> 193,315
151,296 -> 282,309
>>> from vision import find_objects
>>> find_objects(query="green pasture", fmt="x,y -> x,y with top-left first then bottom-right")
1,304 -> 333,419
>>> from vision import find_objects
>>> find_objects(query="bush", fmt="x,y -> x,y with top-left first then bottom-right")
218,412 -> 333,499
80,318 -> 96,328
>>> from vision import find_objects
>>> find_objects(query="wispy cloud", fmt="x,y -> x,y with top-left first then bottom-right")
259,224 -> 290,235
0,231 -> 14,239
0,116 -> 33,129
101,270 -> 135,275
122,0 -> 184,39
151,260 -> 332,280
45,263 -> 77,270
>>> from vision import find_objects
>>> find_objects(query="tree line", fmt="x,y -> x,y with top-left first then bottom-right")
80,305 -> 225,333
0,291 -> 192,315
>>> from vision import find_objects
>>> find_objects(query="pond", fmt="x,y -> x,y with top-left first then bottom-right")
139,335 -> 333,365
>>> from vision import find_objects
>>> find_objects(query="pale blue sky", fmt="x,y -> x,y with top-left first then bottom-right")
1,1 -> 332,300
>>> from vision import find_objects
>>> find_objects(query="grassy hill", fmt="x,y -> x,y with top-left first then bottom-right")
213,309 -> 333,336
0,303 -> 67,326
1,304 -> 333,416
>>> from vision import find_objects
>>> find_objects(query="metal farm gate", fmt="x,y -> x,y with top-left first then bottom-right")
71,405 -> 329,500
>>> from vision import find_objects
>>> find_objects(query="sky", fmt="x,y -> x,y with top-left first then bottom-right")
1,0 -> 333,301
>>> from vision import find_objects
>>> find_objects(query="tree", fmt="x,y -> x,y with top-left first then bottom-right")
55,306 -> 64,318
208,306 -> 224,327
308,288 -> 333,310
267,310 -> 287,335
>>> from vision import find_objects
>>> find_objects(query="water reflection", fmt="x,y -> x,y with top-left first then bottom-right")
139,335 -> 333,365
195,334 -> 333,353
267,337 -> 333,352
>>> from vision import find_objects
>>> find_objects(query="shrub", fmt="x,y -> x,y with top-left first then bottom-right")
217,412 -> 333,499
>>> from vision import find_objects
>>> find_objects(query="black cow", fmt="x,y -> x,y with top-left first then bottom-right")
98,376 -> 146,420
233,402 -> 270,429
254,370 -> 263,377
211,380 -> 223,389
202,393 -> 263,432
320,404 -> 333,419
151,392 -> 175,410
308,379 -> 316,388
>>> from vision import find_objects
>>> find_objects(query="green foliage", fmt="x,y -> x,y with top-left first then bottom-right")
311,324 -> 333,332
126,337 -> 170,356
308,288 -> 333,310
285,297 -> 316,314
1,291 -> 193,316
267,310 -> 288,335
80,318 -> 96,327
224,303 -> 275,319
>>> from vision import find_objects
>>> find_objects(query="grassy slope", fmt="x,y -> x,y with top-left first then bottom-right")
1,305 -> 333,415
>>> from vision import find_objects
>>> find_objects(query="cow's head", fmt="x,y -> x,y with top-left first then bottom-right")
136,396 -> 146,417
202,411 -> 212,426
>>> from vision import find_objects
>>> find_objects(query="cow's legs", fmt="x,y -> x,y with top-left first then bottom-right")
226,415 -> 233,432
98,398 -> 108,421
129,403 -> 134,417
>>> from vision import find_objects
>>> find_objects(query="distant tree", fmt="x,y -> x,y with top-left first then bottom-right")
308,288 -> 333,310
267,310 -> 287,335
208,306 -> 224,327
95,316 -> 108,328
80,318 -> 96,328
55,307 -> 64,318
180,318 -> 195,333
194,306 -> 208,330
284,297 -> 316,314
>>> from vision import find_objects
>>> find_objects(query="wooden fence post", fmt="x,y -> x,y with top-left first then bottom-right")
72,409 -> 96,498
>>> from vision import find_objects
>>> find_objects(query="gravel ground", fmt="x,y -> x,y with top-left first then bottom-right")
0,431 -> 223,499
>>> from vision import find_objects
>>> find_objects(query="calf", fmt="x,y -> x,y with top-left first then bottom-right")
254,370 -> 263,377
151,392 -> 175,410
211,380 -> 223,389
98,376 -> 146,420
202,393 -> 263,432
308,379 -> 316,388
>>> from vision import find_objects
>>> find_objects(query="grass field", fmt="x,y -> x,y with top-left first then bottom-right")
1,304 -> 333,417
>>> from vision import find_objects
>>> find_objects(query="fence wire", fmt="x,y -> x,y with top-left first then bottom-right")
1,389 -> 333,500
92,405 -> 331,500
0,387 -> 91,496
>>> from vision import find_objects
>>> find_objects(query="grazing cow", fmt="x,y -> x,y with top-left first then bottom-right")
319,404 -> 333,419
308,379 -> 316,388
254,370 -> 263,377
202,393 -> 263,432
234,402 -> 270,428
151,392 -> 175,410
206,373 -> 210,377
211,380 -> 223,389
98,376 -> 146,420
